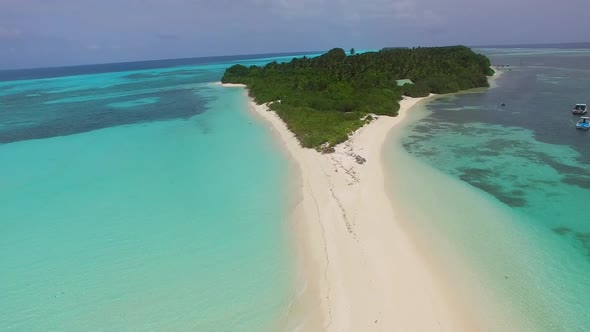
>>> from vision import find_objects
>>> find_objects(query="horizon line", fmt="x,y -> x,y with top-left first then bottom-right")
0,49 -> 327,72
2,41 -> 589,72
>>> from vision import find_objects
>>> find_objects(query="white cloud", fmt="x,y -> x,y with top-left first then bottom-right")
253,0 -> 443,26
86,43 -> 101,51
0,26 -> 22,39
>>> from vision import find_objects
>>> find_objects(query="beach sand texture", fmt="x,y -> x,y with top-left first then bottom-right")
226,83 -> 479,331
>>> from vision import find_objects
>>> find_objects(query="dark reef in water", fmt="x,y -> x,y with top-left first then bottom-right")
552,226 -> 590,258
577,233 -> 590,257
458,167 -> 528,207
561,174 -> 590,189
0,82 -> 211,144
553,226 -> 572,235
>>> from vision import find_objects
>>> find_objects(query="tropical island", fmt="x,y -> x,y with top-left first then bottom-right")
222,46 -> 494,150
221,47 -> 500,331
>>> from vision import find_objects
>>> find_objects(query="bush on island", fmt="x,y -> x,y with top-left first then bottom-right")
222,46 -> 493,150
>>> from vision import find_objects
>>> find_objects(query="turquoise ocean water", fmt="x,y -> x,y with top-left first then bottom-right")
5,46 -> 589,331
0,53 -> 321,330
386,47 -> 590,330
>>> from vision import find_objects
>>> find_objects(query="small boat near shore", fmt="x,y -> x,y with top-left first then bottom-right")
576,117 -> 590,130
572,104 -> 587,115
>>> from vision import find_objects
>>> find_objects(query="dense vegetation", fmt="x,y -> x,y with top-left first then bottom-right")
222,46 -> 493,150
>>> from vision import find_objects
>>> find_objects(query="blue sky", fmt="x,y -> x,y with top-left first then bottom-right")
1,0 -> 589,69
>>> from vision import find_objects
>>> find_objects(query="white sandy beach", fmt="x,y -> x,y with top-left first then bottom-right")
222,83 -> 480,331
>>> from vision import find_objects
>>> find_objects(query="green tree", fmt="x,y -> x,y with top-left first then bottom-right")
222,46 -> 493,149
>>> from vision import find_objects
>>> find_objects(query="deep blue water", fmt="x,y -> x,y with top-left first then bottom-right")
0,51 -> 321,82
0,52 -> 322,144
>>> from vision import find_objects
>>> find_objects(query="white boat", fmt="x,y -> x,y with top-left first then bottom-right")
572,104 -> 587,115
576,117 -> 590,130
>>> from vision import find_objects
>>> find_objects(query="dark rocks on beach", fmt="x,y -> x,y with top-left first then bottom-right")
355,155 -> 366,164
320,146 -> 336,154
318,142 -> 335,154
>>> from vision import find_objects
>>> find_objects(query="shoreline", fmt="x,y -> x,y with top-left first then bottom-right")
223,82 -> 481,331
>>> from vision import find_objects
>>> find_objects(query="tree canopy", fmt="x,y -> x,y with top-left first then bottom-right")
222,46 -> 493,150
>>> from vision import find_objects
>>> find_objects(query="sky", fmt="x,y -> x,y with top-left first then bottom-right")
1,0 -> 589,69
